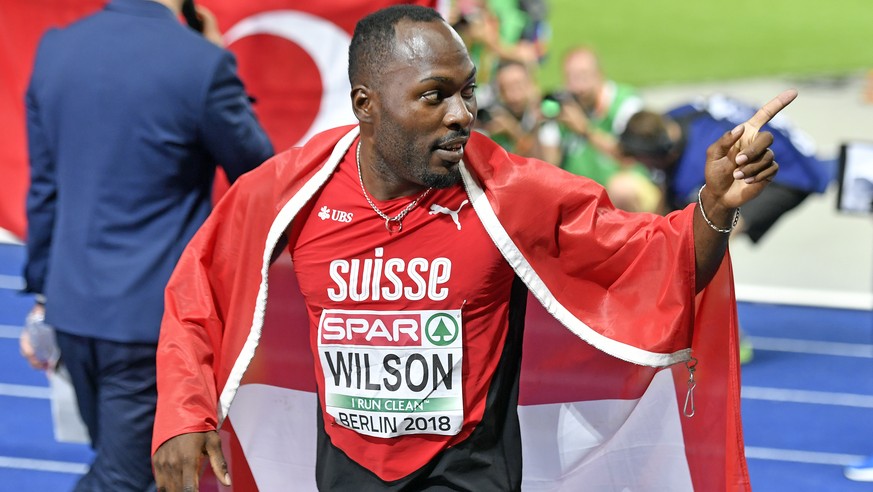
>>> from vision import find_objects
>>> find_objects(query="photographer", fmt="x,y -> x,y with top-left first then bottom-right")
450,0 -> 547,84
618,94 -> 832,365
619,94 -> 832,242
476,60 -> 560,161
550,47 -> 660,212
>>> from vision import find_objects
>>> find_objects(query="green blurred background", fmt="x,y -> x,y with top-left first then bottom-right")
538,0 -> 873,90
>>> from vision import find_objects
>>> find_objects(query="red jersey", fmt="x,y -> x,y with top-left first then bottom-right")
290,139 -> 518,483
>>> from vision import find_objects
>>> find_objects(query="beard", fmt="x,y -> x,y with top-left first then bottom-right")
375,120 -> 466,190
420,164 -> 462,189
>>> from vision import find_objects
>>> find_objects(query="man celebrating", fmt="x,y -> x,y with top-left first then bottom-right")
152,5 -> 794,491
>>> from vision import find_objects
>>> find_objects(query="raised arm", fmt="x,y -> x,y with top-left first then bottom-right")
693,89 -> 797,291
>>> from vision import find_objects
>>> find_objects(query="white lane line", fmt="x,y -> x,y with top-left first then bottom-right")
748,336 -> 873,358
745,447 -> 866,467
0,274 -> 23,290
0,383 -> 50,399
0,324 -> 21,338
736,284 -> 873,310
743,386 -> 873,409
0,456 -> 88,475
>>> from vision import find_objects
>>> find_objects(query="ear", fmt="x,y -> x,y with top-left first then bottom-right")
351,84 -> 374,124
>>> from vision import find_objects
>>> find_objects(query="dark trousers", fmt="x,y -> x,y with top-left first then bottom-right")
55,331 -> 158,492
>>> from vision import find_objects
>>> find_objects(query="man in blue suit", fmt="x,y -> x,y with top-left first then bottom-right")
19,0 -> 274,489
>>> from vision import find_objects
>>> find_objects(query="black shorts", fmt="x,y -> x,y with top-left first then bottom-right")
739,182 -> 810,243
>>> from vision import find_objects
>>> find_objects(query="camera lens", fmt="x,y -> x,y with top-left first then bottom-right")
541,99 -> 561,119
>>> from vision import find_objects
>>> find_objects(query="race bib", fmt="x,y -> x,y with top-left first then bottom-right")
317,308 -> 463,438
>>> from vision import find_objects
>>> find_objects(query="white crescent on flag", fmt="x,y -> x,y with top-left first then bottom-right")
224,11 -> 357,147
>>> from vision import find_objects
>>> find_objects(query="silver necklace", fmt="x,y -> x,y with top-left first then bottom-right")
356,141 -> 432,234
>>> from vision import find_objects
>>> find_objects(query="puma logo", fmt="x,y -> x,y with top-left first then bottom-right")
429,200 -> 469,230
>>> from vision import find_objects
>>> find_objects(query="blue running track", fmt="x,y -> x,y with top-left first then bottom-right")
0,242 -> 871,491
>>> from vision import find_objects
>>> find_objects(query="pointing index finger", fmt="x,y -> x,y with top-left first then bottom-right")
746,89 -> 798,130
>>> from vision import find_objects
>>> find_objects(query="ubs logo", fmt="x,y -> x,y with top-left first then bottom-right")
318,206 -> 354,223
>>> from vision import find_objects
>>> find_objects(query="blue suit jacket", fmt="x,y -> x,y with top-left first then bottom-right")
24,0 -> 274,343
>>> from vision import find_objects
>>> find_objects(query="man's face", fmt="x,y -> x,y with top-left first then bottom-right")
369,20 -> 477,189
563,50 -> 602,109
496,64 -> 532,115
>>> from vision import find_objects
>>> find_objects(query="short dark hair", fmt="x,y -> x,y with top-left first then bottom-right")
348,5 -> 444,86
619,110 -> 673,158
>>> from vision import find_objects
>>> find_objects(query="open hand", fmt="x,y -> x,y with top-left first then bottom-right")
556,98 -> 590,137
153,431 -> 230,492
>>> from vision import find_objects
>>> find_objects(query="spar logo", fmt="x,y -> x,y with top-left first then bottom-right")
321,311 -> 419,347
425,313 -> 459,346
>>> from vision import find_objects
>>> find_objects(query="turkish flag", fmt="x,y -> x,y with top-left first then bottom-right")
0,0 -> 439,240
0,0 -> 105,240
203,0 -> 439,199
203,0 -> 440,153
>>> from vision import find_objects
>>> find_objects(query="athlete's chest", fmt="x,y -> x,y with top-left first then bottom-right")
290,157 -> 515,439
291,158 -> 512,310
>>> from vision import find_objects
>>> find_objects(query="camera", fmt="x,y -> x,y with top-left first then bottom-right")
476,107 -> 493,124
540,91 -> 573,119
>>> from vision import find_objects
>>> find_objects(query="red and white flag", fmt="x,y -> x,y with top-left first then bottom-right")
221,257 -> 747,491
150,126 -> 749,491
202,0 -> 441,153
0,0 -> 105,239
0,0 -> 441,238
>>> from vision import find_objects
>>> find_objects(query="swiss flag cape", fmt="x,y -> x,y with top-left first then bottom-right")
154,126 -> 750,491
